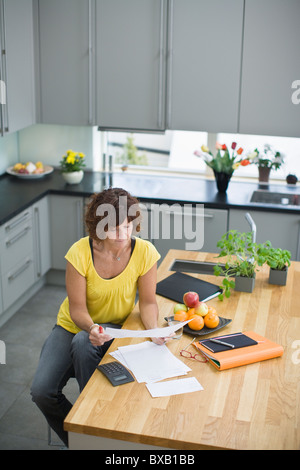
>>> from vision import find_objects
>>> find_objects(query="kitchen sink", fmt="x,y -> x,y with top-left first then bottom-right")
170,259 -> 225,275
250,190 -> 300,206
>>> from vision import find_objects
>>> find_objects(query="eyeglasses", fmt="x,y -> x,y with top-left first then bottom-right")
180,337 -> 208,363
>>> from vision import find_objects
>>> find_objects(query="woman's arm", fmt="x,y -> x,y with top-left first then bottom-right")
138,263 -> 169,345
65,261 -> 111,346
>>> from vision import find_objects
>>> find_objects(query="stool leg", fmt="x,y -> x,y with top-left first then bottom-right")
47,423 -> 63,447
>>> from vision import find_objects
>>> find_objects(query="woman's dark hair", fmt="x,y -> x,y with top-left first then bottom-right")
85,187 -> 141,240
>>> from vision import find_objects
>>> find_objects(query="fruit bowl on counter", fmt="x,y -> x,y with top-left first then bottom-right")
164,291 -> 232,337
7,161 -> 54,179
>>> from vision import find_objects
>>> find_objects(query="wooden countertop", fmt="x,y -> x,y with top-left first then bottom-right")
64,250 -> 300,450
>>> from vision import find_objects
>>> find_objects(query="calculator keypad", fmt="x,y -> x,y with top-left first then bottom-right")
97,361 -> 134,386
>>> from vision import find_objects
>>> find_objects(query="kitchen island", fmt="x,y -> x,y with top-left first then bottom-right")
64,249 -> 300,450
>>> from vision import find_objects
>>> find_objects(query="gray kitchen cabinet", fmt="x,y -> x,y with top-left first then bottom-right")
168,0 -> 244,133
137,203 -> 152,242
239,0 -> 300,137
148,204 -> 228,262
0,0 -> 35,135
229,209 -> 300,261
0,273 -> 2,316
95,0 -> 167,131
38,0 -> 94,125
49,195 -> 85,270
32,196 -> 51,280
0,208 -> 35,311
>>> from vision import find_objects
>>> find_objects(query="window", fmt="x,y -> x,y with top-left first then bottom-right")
98,129 -> 300,182
103,130 -> 208,173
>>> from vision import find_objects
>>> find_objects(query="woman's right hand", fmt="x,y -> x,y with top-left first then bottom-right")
89,325 -> 112,347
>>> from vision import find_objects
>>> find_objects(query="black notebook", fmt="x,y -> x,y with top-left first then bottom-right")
156,272 -> 222,303
199,332 -> 258,353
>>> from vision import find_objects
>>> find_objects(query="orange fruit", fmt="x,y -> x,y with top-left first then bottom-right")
188,314 -> 204,331
187,308 -> 195,318
207,306 -> 217,316
204,312 -> 220,329
174,310 -> 189,322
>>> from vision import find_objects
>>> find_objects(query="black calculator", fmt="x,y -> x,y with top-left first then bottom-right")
96,361 -> 134,386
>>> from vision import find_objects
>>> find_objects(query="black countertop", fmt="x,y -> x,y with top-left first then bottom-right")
1,169 -> 300,226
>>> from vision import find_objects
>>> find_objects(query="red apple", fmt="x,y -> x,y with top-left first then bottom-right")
183,291 -> 199,308
194,301 -> 209,317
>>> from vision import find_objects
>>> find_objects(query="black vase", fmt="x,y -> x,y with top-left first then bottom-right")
213,171 -> 232,193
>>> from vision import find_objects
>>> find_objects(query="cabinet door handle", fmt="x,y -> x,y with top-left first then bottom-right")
8,259 -> 31,282
5,211 -> 30,232
1,0 -> 9,133
6,226 -> 30,247
166,0 -> 174,128
157,0 -> 165,129
165,210 -> 214,219
0,0 -> 4,136
34,207 -> 41,277
76,200 -> 82,239
88,0 -> 93,125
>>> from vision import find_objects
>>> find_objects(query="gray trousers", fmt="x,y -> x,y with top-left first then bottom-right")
30,324 -> 119,447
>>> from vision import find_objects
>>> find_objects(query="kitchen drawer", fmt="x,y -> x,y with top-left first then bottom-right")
1,208 -> 32,236
2,255 -> 35,311
1,216 -> 33,275
151,205 -> 228,261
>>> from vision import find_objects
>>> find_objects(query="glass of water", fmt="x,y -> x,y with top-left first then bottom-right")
167,319 -> 183,340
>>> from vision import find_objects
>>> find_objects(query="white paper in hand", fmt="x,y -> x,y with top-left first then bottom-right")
106,319 -> 191,339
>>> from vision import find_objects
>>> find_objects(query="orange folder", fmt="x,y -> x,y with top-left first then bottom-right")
193,331 -> 284,371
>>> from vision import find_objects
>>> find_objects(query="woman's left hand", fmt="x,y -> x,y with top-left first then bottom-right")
152,334 -> 174,346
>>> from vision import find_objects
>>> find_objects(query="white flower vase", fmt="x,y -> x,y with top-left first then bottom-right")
62,170 -> 84,184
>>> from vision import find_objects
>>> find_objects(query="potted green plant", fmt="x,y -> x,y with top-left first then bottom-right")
252,144 -> 284,183
213,230 -> 265,299
60,149 -> 86,184
257,241 -> 291,285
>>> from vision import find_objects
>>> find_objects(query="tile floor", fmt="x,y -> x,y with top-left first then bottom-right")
0,284 -> 79,450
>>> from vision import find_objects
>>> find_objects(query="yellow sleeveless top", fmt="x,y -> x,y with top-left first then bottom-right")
57,236 -> 161,334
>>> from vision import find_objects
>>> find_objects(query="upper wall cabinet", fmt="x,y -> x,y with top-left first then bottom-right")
168,0 -> 244,133
35,0 -> 299,137
95,0 -> 167,132
95,0 -> 244,133
239,0 -> 300,138
0,0 -> 35,135
38,0 -> 94,125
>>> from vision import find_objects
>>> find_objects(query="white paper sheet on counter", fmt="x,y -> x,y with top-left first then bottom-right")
146,377 -> 204,398
110,340 -> 191,383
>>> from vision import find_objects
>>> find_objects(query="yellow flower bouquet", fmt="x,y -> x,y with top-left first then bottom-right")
60,150 -> 86,173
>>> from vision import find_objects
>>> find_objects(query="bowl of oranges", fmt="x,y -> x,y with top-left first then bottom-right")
165,291 -> 231,336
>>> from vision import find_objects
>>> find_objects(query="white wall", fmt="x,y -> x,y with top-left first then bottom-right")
0,132 -> 19,175
18,124 -> 94,169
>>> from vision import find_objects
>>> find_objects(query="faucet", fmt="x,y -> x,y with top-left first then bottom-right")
244,212 -> 257,264
245,212 -> 256,243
